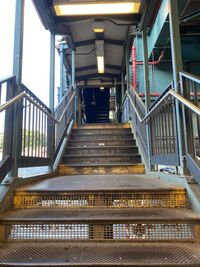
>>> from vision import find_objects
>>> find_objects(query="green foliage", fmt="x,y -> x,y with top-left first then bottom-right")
22,129 -> 46,148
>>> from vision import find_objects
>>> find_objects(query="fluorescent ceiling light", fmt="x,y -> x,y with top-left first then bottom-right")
92,21 -> 105,33
97,56 -> 104,74
53,1 -> 141,16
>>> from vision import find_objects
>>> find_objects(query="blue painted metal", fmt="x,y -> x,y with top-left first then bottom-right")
168,0 -> 186,175
12,0 -> 25,178
49,33 -> 55,170
49,33 -> 55,111
71,49 -> 77,123
142,29 -> 151,170
147,0 -> 169,58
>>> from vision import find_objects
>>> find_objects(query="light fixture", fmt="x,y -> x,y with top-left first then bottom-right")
97,57 -> 104,74
92,21 -> 105,33
100,87 -> 104,90
95,40 -> 104,74
53,1 -> 141,16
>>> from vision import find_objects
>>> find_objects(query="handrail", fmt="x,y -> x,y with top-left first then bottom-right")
0,91 -> 59,123
54,87 -> 73,111
58,91 -> 75,123
127,89 -> 200,123
180,71 -> 200,84
0,75 -> 15,85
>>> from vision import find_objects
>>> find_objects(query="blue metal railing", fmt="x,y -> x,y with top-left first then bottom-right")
122,71 -> 200,183
0,76 -> 75,181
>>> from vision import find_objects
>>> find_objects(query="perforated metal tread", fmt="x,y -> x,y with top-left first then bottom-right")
0,242 -> 200,266
1,208 -> 199,221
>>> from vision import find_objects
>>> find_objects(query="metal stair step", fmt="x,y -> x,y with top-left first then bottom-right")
65,146 -> 138,155
72,128 -> 132,135
0,208 -> 199,242
58,163 -> 145,175
62,154 -> 142,164
67,139 -> 136,147
0,242 -> 200,266
13,189 -> 187,209
69,133 -> 134,140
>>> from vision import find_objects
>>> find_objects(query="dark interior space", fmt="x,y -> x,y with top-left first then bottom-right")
83,88 -> 110,123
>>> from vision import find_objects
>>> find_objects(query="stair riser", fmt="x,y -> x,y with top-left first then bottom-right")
65,147 -> 138,155
0,221 -> 198,242
13,191 -> 187,209
72,129 -> 132,135
62,155 -> 141,164
58,165 -> 145,175
70,134 -> 134,141
67,140 -> 136,147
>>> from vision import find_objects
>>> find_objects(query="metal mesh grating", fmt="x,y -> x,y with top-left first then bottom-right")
6,222 -> 194,241
13,191 -> 187,208
0,242 -> 200,265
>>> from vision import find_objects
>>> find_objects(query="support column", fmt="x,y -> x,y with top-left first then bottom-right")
49,33 -> 55,111
121,72 -> 125,101
49,32 -> 55,170
72,49 -> 77,123
59,43 -> 64,101
168,0 -> 187,174
12,0 -> 25,177
125,46 -> 130,92
142,29 -> 151,170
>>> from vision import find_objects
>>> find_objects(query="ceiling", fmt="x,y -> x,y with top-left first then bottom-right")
32,0 -> 150,86
32,0 -> 200,86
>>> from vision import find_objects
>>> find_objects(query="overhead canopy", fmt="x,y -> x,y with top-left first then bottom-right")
32,0 -> 200,86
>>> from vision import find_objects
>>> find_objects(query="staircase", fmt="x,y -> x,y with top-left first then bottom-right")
58,123 -> 145,175
0,123 -> 200,266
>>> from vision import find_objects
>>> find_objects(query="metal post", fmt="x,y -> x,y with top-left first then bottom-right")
125,46 -> 130,93
168,0 -> 187,174
12,0 -> 25,177
142,29 -> 151,170
121,72 -> 124,101
49,33 -> 55,111
49,32 -> 55,170
59,43 -> 64,99
72,49 -> 77,123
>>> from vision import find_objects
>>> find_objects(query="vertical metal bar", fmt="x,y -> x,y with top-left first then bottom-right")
38,109 -> 41,157
168,0 -> 187,173
22,98 -> 27,156
48,33 -> 55,168
125,45 -> 130,93
35,107 -> 38,157
40,112 -> 44,158
31,105 -> 35,157
142,29 -> 152,169
12,0 -> 25,177
59,43 -> 64,99
27,101 -> 31,157
3,79 -> 15,159
72,49 -> 77,123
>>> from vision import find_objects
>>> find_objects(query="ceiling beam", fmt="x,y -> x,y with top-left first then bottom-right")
76,73 -> 120,81
54,14 -> 141,24
74,38 -> 124,47
76,64 -> 121,72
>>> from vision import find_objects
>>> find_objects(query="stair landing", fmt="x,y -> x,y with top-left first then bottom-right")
15,174 -> 181,192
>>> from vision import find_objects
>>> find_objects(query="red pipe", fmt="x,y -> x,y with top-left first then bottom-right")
131,46 -> 165,91
136,50 -> 165,65
132,46 -> 137,91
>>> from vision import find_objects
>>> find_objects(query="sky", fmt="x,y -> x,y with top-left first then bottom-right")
0,0 -> 60,106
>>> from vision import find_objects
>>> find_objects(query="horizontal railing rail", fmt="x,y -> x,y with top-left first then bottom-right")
122,71 -> 200,182
0,76 -> 76,181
